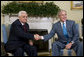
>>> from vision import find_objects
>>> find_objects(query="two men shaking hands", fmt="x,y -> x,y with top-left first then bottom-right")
34,34 -> 42,40
5,10 -> 83,56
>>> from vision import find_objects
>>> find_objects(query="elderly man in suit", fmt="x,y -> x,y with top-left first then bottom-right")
5,11 -> 39,56
37,10 -> 83,56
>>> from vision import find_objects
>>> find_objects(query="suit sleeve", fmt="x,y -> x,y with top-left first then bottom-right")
13,24 -> 34,40
43,24 -> 56,41
72,21 -> 79,43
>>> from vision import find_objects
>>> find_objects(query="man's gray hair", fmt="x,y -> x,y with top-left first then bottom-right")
18,11 -> 27,17
57,10 -> 67,16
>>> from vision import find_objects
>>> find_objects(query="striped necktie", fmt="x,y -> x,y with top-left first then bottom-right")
23,25 -> 27,33
63,23 -> 69,44
63,23 -> 68,37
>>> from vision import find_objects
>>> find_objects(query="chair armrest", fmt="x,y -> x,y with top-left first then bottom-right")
79,36 -> 83,41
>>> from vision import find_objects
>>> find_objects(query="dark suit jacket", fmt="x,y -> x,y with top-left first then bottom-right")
44,20 -> 79,44
5,19 -> 34,52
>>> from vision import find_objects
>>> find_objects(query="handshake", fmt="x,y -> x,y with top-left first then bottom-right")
34,34 -> 42,40
29,34 -> 42,46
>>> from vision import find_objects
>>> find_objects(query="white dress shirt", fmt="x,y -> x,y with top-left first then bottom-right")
60,21 -> 66,29
21,22 -> 25,25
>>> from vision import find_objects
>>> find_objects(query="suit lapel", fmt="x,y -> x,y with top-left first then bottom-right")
25,23 -> 29,31
58,22 -> 64,37
66,20 -> 70,34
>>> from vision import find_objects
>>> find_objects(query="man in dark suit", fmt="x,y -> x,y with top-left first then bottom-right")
5,11 -> 39,56
37,10 -> 83,56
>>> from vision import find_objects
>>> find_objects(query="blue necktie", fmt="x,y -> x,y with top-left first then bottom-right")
63,23 -> 69,44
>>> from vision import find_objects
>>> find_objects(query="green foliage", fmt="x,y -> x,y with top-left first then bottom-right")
2,2 -> 60,17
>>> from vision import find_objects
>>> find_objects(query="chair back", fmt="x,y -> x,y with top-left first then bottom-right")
2,24 -> 11,44
2,24 -> 8,44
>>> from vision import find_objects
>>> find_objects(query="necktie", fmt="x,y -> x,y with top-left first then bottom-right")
63,23 -> 69,44
63,23 -> 68,37
23,25 -> 27,33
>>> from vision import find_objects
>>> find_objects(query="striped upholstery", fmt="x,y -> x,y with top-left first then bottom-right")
2,24 -> 8,44
2,24 -> 11,44
2,24 -> 13,56
60,49 -> 73,56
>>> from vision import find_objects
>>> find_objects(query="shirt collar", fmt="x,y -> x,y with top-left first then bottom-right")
21,22 -> 24,25
60,21 -> 66,28
60,21 -> 66,25
19,20 -> 25,25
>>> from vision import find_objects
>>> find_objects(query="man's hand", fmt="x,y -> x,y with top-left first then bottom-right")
34,34 -> 41,40
65,43 -> 72,50
29,40 -> 33,46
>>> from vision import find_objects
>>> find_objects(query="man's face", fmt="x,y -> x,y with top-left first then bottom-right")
19,13 -> 28,23
58,11 -> 67,22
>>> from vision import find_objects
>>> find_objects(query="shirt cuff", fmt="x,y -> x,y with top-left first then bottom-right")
71,41 -> 74,44
41,36 -> 44,40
